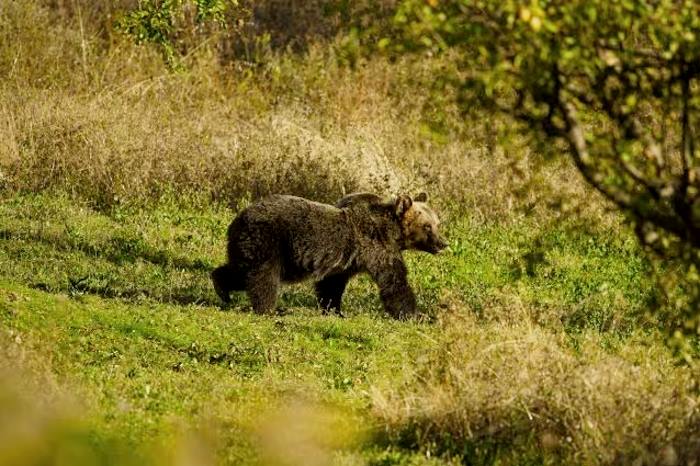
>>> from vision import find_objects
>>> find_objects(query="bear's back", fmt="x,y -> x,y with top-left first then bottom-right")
244,195 -> 342,233
229,195 -> 355,277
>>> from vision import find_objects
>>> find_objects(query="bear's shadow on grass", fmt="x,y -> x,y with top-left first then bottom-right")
45,270 -> 323,311
3,227 -> 218,306
63,278 -> 228,307
0,228 -> 212,272
3,227 -> 375,313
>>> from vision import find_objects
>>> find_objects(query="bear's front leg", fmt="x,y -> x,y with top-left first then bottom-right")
368,255 -> 417,319
315,272 -> 352,315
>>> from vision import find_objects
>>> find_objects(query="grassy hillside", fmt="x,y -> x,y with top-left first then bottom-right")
1,1 -> 699,465
1,193 -> 696,465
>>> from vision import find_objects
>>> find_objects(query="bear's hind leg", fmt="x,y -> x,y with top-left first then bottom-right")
245,261 -> 281,314
211,265 -> 232,303
211,264 -> 246,303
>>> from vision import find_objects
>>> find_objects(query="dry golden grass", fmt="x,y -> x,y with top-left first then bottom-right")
372,308 -> 700,464
0,0 -> 613,226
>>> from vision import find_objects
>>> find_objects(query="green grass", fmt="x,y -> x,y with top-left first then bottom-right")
0,280 -> 428,464
0,191 -> 677,465
0,192 -> 656,326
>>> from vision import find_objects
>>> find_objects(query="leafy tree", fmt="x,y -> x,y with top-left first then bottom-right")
116,0 -> 398,66
117,0 -> 244,67
386,0 -> 700,342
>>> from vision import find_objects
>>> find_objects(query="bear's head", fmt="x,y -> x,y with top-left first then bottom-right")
394,192 -> 448,254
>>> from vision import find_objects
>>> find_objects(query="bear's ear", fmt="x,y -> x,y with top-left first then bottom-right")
415,192 -> 428,203
395,195 -> 413,218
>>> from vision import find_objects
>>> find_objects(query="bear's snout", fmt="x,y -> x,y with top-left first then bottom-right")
429,235 -> 448,254
437,235 -> 448,250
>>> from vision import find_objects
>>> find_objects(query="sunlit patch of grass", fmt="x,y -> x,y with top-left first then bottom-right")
0,279 -> 430,464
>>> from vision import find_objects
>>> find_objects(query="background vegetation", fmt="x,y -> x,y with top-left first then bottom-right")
1,1 -> 698,464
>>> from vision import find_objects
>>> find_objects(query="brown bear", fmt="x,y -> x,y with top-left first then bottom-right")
211,192 -> 447,318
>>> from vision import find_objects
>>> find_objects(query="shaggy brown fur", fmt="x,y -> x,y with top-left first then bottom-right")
211,193 -> 447,318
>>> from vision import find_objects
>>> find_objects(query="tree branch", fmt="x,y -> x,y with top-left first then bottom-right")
558,96 -> 695,244
680,69 -> 692,198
